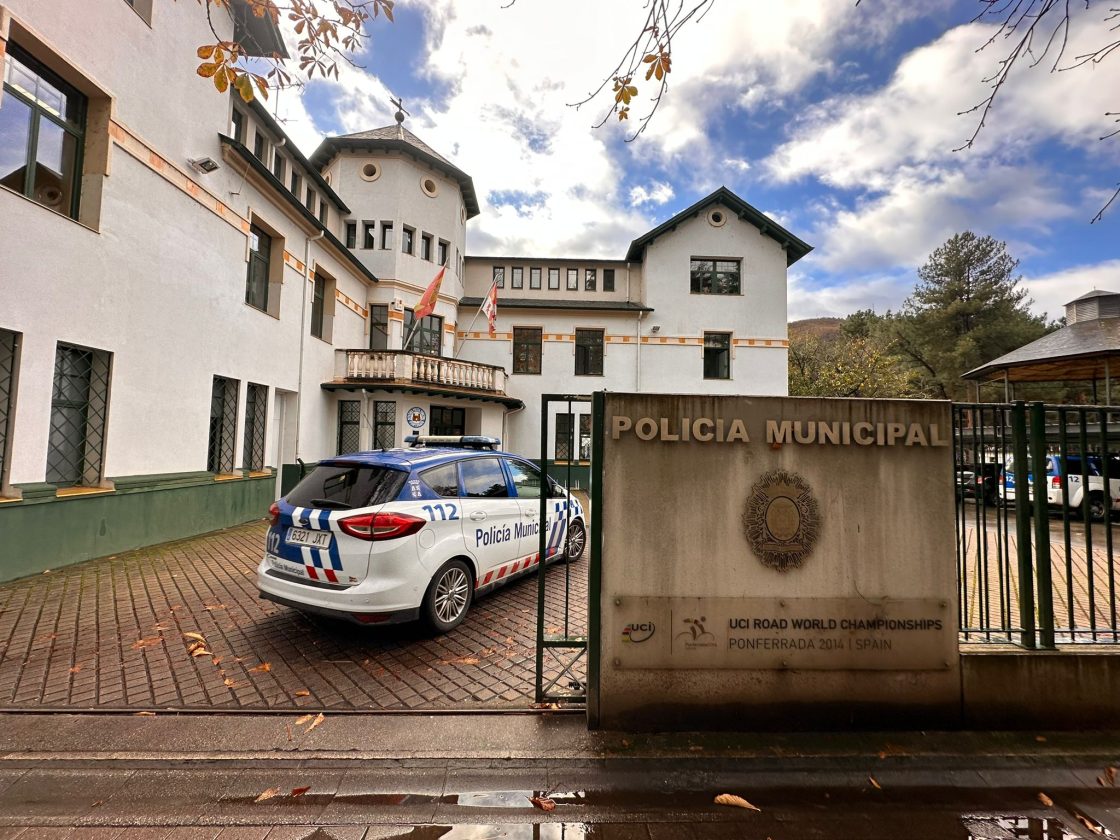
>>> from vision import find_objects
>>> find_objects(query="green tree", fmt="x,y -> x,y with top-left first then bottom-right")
788,331 -> 917,398
888,232 -> 1049,400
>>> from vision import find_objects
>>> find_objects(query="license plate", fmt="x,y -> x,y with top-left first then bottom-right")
286,527 -> 332,548
267,554 -> 306,577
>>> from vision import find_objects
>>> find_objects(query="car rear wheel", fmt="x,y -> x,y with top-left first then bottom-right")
1088,493 -> 1107,522
423,560 -> 473,633
565,519 -> 586,563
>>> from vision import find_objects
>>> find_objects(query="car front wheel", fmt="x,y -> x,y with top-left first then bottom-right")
423,560 -> 473,633
565,519 -> 586,562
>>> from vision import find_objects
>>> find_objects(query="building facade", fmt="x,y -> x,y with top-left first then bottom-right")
0,0 -> 810,579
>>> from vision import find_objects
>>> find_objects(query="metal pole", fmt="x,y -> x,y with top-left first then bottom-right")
535,397 -> 550,704
1029,402 -> 1055,649
1107,358 -> 1113,405
1004,371 -> 1010,403
1011,401 -> 1036,648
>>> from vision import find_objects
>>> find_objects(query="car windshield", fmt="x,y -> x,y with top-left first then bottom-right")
286,464 -> 407,510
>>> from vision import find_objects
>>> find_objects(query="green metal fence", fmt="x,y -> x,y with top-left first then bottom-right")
954,402 -> 1120,647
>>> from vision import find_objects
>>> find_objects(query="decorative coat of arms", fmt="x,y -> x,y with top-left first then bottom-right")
742,468 -> 820,572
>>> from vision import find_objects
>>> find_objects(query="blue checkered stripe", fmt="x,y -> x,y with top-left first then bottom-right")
545,495 -> 582,558
268,501 -> 343,577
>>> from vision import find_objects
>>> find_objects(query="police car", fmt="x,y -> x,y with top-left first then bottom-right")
256,436 -> 586,632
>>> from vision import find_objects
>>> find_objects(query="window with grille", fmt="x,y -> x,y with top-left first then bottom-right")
513,327 -> 542,375
511,267 -> 523,289
579,414 -> 591,460
369,305 -> 389,351
555,413 -> 573,460
403,310 -> 443,357
374,401 -> 396,449
703,332 -> 732,379
530,267 -> 541,290
47,343 -> 111,487
1,45 -> 87,220
242,383 -> 267,471
604,268 -> 616,292
0,329 -> 19,485
207,375 -> 239,473
690,258 -> 741,295
246,224 -> 271,312
337,400 -> 360,454
548,268 -> 560,290
575,329 -> 604,376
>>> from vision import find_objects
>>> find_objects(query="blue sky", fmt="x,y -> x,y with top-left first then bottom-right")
269,0 -> 1120,322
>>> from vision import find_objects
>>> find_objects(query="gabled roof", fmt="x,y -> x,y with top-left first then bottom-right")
624,186 -> 812,266
962,318 -> 1120,383
310,123 -> 480,219
230,0 -> 288,59
1067,289 -> 1120,305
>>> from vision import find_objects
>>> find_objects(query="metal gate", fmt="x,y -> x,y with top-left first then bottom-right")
534,393 -> 593,704
954,402 -> 1120,648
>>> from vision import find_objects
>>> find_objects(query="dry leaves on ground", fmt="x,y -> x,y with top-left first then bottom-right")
294,690 -> 310,697
134,711 -> 156,717
1038,792 -> 1054,807
1075,813 -> 1105,835
305,712 -> 325,733
869,776 -> 882,790
714,794 -> 760,811
248,662 -> 271,673
130,638 -> 162,650
529,796 -> 556,812
68,665 -> 82,674
254,787 -> 281,804
290,786 -> 311,797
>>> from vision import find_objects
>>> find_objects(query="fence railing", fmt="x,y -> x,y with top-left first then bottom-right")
339,350 -> 508,394
954,402 -> 1120,647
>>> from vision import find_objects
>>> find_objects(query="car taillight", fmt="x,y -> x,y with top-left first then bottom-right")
268,502 -> 280,526
1052,477 -> 1062,489
339,511 -> 426,541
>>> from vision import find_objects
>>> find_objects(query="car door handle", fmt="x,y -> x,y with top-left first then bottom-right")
523,511 -> 538,518
469,511 -> 487,521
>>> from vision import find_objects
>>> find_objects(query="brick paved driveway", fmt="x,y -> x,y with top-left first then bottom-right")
0,516 -> 587,711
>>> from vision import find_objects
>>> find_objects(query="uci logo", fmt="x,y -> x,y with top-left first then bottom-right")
622,622 -> 655,644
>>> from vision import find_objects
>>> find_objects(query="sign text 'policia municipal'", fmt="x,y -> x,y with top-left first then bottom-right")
611,416 -> 951,447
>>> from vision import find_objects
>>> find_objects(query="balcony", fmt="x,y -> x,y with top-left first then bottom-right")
326,350 -> 518,405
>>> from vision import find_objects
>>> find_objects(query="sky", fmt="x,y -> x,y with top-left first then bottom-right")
262,0 -> 1120,323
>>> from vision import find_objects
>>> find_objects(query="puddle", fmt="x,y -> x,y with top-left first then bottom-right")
963,815 -> 1082,840
352,828 -> 592,839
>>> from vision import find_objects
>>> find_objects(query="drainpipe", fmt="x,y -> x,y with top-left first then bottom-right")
294,228 -> 326,462
635,310 -> 647,391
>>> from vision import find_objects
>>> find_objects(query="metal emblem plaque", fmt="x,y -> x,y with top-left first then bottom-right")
743,468 -> 820,572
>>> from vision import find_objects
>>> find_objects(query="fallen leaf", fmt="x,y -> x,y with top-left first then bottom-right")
182,632 -> 206,642
211,657 -> 222,666
130,638 -> 162,650
869,776 -> 882,790
1035,735 -> 1047,742
714,794 -> 760,811
294,714 -> 314,726
529,796 -> 556,812
294,690 -> 310,697
1098,776 -> 1108,787
223,678 -> 236,687
202,604 -> 226,611
1107,766 -> 1118,785
68,665 -> 82,674
305,712 -> 325,734
290,786 -> 311,797
134,711 -> 156,717
1075,813 -> 1104,835
190,647 -> 212,658
249,662 -> 271,673
1038,792 -> 1054,807
254,787 -> 281,804
447,656 -> 480,665
285,724 -> 293,742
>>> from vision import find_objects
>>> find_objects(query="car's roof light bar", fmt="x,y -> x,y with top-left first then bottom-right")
406,435 -> 502,450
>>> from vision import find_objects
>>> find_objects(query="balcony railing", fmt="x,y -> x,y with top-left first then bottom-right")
336,350 -> 508,395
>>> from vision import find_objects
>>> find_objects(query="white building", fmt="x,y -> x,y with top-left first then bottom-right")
0,0 -> 810,578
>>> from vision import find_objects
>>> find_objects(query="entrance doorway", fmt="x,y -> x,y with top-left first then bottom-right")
430,405 -> 465,436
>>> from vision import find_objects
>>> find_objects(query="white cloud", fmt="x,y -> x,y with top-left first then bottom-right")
1023,260 -> 1120,321
788,270 -> 912,321
629,182 -> 674,206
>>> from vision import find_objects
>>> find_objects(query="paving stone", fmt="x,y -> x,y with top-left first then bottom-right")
0,519 -> 587,712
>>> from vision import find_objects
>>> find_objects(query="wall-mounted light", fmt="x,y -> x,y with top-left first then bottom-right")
650,325 -> 661,333
189,156 -> 220,174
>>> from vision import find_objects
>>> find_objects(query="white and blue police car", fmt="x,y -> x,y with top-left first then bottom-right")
256,436 -> 586,633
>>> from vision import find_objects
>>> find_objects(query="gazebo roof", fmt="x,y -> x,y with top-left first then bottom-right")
963,318 -> 1120,383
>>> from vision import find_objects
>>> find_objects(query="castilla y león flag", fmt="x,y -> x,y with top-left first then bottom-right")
413,266 -> 446,320
481,282 -> 499,337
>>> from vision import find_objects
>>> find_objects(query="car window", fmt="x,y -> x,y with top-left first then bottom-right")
420,463 -> 460,498
506,459 -> 542,499
460,458 -> 509,498
287,464 -> 406,510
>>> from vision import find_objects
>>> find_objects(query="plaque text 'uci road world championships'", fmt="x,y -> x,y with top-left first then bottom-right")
611,417 -> 951,447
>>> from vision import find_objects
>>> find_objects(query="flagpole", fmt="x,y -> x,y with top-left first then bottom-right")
454,281 -> 497,359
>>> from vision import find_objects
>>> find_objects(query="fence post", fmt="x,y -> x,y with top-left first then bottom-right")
1011,401 -> 1037,649
1029,402 -> 1056,649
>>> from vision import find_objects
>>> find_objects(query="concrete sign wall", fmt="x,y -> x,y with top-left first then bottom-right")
592,393 -> 960,730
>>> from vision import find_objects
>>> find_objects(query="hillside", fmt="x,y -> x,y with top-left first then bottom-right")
788,317 -> 843,341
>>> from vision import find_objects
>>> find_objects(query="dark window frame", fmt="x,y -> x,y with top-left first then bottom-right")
310,274 -> 326,339
703,332 -> 732,380
373,400 -> 396,449
207,375 -> 239,474
47,342 -> 111,487
242,382 -> 267,471
555,413 -> 573,461
511,266 -> 524,289
430,406 -> 465,436
566,268 -> 578,291
690,258 -> 742,295
438,240 -> 450,266
369,304 -> 389,351
230,108 -> 245,144
402,225 -> 415,255
345,221 -> 357,249
336,399 -> 360,455
603,268 -> 616,292
530,267 -> 542,290
575,328 -> 604,376
403,309 -> 444,357
362,221 -> 376,249
421,233 -> 432,261
493,266 -> 505,289
245,223 -> 272,312
585,269 -> 597,291
380,222 -> 394,250
548,268 -> 560,290
512,327 -> 542,375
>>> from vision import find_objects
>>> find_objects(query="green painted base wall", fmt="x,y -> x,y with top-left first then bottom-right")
538,461 -> 592,490
280,462 -> 318,496
0,472 -> 276,583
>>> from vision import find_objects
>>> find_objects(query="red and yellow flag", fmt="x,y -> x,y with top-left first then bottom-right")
413,266 -> 446,321
481,282 -> 499,337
